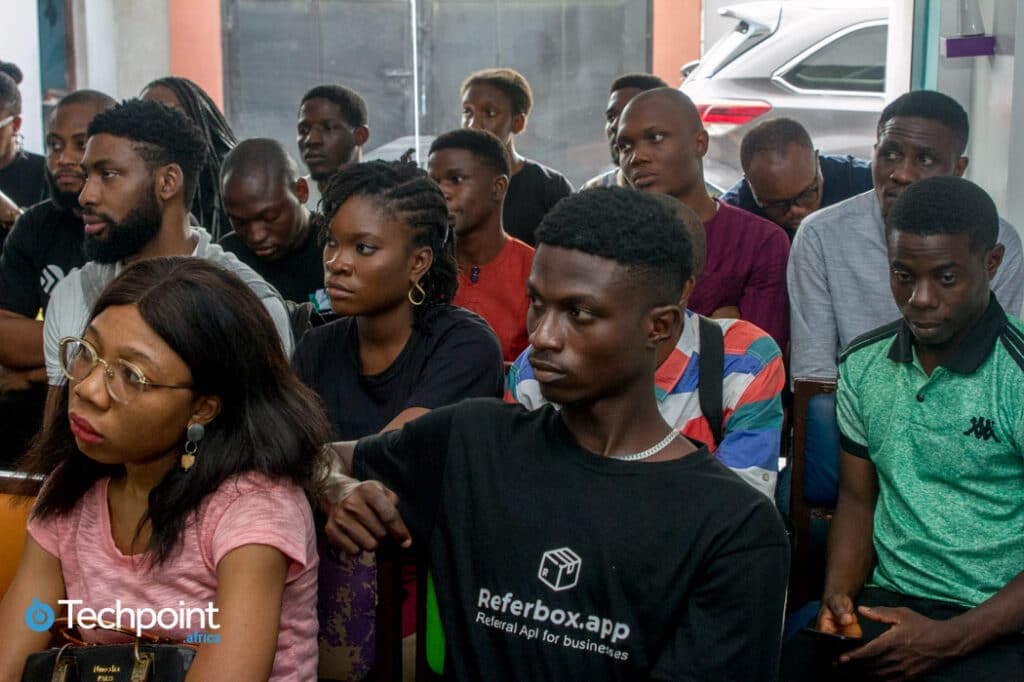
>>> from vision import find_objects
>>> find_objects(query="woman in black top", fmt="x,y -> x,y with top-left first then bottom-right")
293,160 -> 503,680
0,62 -> 46,238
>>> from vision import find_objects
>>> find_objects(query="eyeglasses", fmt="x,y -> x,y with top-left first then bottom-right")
0,116 -> 14,130
753,175 -> 821,215
58,336 -> 192,404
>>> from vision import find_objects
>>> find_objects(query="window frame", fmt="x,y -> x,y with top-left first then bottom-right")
771,19 -> 888,97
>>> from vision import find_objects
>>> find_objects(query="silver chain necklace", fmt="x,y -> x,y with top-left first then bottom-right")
611,430 -> 679,462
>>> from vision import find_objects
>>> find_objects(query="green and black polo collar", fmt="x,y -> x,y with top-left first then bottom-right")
886,294 -> 1009,375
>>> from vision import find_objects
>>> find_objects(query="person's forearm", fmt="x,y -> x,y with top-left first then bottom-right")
0,317 -> 44,368
949,569 -> 1024,654
319,441 -> 358,507
822,494 -> 876,599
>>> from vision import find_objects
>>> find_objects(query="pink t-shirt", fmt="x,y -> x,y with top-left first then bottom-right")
28,471 -> 319,681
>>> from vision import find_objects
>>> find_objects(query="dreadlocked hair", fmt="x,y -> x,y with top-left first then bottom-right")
319,160 -> 457,328
144,77 -> 238,240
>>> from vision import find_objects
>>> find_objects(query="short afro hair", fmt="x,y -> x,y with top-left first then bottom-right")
878,90 -> 969,155
429,128 -> 511,176
537,187 -> 692,305
301,84 -> 368,128
740,117 -> 814,171
461,68 -> 534,117
88,99 -> 208,208
609,73 -> 668,94
885,176 -> 997,254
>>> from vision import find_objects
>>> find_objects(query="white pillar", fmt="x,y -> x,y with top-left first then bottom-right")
0,0 -> 43,154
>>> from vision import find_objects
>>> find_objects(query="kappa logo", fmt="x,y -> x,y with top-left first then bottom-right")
538,547 -> 581,592
40,265 -> 65,295
963,416 -> 1000,442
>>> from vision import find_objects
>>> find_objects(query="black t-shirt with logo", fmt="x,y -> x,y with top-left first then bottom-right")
219,225 -> 326,306
503,160 -> 573,246
292,306 -> 504,440
0,199 -> 84,316
354,399 -> 790,681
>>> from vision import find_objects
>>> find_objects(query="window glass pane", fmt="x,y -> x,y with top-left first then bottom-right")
222,0 -> 651,188
782,25 -> 887,93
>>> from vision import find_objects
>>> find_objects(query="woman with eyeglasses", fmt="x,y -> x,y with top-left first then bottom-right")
0,257 -> 331,681
291,160 -> 503,680
0,61 -> 46,241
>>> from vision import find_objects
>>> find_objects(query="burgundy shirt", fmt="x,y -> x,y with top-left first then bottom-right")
689,201 -> 790,350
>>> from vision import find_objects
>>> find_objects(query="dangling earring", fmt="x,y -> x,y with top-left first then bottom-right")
180,423 -> 205,471
408,281 -> 426,306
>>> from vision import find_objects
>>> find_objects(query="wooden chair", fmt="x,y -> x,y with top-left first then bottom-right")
0,471 -> 43,598
788,378 -> 839,609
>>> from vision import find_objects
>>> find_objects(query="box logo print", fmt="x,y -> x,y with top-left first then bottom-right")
538,547 -> 582,591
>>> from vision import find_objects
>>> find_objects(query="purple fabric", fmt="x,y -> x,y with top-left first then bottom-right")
689,201 -> 791,350
317,538 -> 377,680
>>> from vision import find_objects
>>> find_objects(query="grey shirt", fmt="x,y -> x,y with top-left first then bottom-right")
44,227 -> 294,385
788,189 -> 1024,380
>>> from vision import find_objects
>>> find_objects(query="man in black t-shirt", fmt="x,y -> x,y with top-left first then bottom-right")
219,138 -> 326,308
0,89 -> 115,466
460,68 -> 572,246
320,188 -> 789,681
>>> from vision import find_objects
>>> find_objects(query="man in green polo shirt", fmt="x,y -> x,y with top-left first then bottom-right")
783,176 -> 1024,680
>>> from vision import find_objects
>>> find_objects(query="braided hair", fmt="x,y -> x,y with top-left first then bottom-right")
143,77 -> 237,239
319,160 -> 457,328
0,61 -> 22,118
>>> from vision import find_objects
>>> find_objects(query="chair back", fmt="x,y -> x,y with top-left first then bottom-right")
0,471 -> 43,597
788,378 -> 839,607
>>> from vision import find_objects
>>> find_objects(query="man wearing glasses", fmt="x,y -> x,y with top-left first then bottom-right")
720,118 -> 873,240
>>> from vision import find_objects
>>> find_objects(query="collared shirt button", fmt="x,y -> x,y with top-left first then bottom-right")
916,393 -> 925,403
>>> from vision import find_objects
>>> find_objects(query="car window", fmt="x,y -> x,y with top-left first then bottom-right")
689,19 -> 773,81
781,25 -> 887,93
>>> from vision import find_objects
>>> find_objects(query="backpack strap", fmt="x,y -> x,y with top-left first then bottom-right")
697,315 -> 725,447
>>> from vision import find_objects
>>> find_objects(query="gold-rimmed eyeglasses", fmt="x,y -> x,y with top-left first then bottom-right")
58,336 -> 192,404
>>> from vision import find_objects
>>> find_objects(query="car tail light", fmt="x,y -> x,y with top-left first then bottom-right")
694,99 -> 772,135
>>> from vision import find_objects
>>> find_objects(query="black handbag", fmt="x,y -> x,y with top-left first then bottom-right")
21,619 -> 197,682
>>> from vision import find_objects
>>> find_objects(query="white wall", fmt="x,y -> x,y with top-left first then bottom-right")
932,0 -> 1021,228
0,0 -> 44,154
73,0 -> 172,99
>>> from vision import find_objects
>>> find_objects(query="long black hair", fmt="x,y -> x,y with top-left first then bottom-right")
20,257 -> 331,565
143,77 -> 237,240
319,160 -> 458,328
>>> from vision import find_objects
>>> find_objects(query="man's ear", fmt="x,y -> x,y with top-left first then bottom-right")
492,173 -> 510,203
354,125 -> 370,147
647,304 -> 683,350
677,276 -> 697,310
155,163 -> 185,202
985,244 -> 1005,281
294,176 -> 310,204
511,113 -> 527,136
190,395 -> 222,427
694,129 -> 709,159
954,156 -> 969,177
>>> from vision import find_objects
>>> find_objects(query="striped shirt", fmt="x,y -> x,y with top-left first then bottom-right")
506,311 -> 785,498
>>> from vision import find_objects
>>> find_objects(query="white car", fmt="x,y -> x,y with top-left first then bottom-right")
681,1 -> 888,189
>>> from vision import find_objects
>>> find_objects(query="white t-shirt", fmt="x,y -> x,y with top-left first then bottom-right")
43,227 -> 293,385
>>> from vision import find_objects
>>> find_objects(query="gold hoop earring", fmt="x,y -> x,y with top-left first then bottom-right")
408,281 -> 427,306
